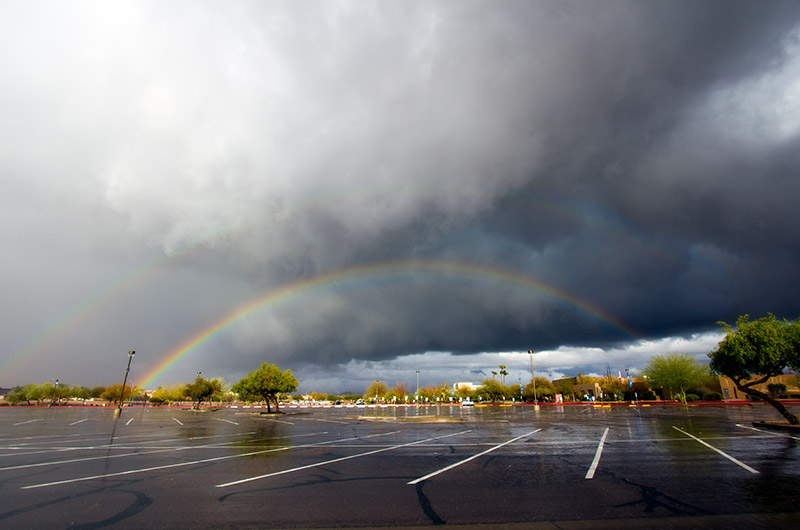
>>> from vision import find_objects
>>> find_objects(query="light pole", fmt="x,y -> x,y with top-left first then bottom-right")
49,379 -> 59,407
528,350 -> 539,410
416,370 -> 420,404
117,350 -> 135,416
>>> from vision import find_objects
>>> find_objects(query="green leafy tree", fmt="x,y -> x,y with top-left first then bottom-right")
4,386 -> 31,405
25,384 -> 46,405
184,376 -> 223,409
554,378 -> 576,401
71,386 -> 91,400
149,384 -> 186,406
364,381 -> 388,402
90,386 -> 106,399
644,353 -> 709,405
710,314 -> 800,424
480,379 -> 508,402
101,384 -> 139,405
454,385 -> 474,400
523,377 -> 555,402
431,382 -> 453,403
232,363 -> 298,413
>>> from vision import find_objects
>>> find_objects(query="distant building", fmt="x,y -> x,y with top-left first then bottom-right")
717,374 -> 800,400
453,382 -> 478,391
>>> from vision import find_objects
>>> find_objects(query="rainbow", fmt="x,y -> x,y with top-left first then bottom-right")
138,260 -> 639,387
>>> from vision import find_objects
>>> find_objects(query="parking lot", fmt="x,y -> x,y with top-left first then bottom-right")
1,403 -> 799,529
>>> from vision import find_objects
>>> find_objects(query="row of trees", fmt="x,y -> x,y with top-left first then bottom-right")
4,314 -> 798,423
3,363 -> 298,412
3,383 -> 138,406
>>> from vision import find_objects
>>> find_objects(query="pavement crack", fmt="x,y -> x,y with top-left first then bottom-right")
414,482 -> 446,525
614,477 -> 713,516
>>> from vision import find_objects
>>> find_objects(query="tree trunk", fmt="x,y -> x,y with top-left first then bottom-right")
735,380 -> 799,425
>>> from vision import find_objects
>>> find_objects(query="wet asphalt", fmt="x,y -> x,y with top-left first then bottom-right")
1,403 -> 799,529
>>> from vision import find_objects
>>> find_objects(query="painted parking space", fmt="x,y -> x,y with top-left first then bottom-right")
0,405 -> 798,528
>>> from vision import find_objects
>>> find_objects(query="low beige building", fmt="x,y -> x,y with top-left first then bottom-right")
717,374 -> 799,400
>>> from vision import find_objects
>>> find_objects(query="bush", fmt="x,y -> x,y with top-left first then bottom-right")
643,391 -> 657,401
767,383 -> 788,398
686,394 -> 700,402
702,392 -> 723,401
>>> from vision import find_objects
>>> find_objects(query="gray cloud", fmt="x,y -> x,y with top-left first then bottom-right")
2,1 -> 800,390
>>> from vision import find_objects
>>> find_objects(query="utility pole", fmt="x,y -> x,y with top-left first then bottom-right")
115,350 -> 135,417
528,350 -> 539,411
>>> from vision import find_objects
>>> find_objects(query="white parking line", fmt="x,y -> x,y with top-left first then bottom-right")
217,430 -> 471,488
407,429 -> 539,485
172,418 -> 184,425
212,418 -> 240,426
585,427 -> 609,479
69,419 -> 89,426
735,423 -> 800,441
22,431 -> 400,490
260,417 -> 294,425
13,419 -> 44,426
672,426 -> 759,474
126,418 -> 134,426
2,431 -> 334,473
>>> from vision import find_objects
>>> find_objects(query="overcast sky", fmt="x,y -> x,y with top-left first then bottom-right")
2,0 -> 800,394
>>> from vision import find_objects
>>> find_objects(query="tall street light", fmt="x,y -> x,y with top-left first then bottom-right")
116,350 -> 135,416
528,350 -> 539,411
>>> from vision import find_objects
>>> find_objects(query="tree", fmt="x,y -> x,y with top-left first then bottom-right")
599,376 -> 625,401
523,377 -> 554,402
184,376 -> 223,409
644,353 -> 709,405
554,378 -> 576,402
710,314 -> 800,424
149,384 -> 186,406
385,383 -> 410,403
480,379 -> 507,402
364,381 -> 388,402
498,365 -> 509,384
232,363 -> 298,413
71,386 -> 91,401
4,385 -> 32,405
101,384 -> 140,405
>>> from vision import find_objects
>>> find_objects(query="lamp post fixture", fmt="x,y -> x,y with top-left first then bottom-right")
49,379 -> 59,407
117,350 -> 135,416
416,370 -> 420,404
528,350 -> 539,410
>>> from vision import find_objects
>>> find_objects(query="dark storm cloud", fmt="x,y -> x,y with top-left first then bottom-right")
2,0 -> 800,388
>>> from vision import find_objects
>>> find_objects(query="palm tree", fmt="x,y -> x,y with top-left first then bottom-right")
499,365 -> 509,385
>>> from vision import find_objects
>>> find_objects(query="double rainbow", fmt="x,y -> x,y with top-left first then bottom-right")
138,260 -> 639,387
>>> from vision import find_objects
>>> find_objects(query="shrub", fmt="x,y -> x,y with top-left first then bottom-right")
702,392 -> 723,401
686,394 -> 700,402
767,383 -> 788,398
643,391 -> 657,401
